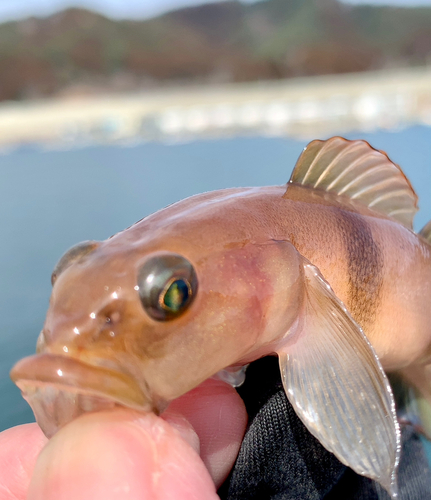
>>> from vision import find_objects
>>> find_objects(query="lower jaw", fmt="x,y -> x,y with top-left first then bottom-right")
11,353 -> 153,438
16,381 -> 125,438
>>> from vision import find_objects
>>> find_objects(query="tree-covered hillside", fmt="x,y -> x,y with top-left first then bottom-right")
1,0 -> 431,101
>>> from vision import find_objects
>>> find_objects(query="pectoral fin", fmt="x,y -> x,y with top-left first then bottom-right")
277,259 -> 400,497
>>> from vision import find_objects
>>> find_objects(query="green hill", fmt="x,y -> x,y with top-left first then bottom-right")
1,0 -> 431,101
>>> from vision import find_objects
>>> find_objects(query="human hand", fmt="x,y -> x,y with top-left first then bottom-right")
0,379 -> 247,500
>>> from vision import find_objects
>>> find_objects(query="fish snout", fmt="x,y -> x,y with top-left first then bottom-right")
42,294 -> 132,351
19,296 -> 155,438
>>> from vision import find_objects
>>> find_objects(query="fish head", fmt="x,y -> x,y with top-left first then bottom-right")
11,191 -> 303,437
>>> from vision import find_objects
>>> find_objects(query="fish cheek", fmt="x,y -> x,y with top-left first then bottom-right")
173,240 -> 305,367
126,263 -> 267,401
194,240 -> 305,355
132,322 -> 178,360
131,241 -> 304,402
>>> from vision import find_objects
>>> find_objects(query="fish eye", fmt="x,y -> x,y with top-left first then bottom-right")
51,241 -> 99,285
137,253 -> 198,321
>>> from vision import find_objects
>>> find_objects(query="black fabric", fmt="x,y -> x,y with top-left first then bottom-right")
218,357 -> 431,500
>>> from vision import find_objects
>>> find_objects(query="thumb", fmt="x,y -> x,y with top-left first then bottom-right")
27,409 -> 218,500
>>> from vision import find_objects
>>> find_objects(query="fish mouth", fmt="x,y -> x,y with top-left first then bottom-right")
10,354 -> 153,438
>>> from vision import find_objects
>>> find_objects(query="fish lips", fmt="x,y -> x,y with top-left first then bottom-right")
10,353 -> 154,438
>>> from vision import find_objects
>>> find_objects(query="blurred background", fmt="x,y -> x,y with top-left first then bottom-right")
1,0 -> 431,463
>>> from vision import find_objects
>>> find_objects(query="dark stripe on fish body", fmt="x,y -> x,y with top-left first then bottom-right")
333,209 -> 383,329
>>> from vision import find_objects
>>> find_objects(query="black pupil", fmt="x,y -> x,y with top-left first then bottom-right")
162,279 -> 190,311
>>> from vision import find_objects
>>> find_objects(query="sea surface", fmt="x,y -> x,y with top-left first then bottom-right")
1,128 -> 431,450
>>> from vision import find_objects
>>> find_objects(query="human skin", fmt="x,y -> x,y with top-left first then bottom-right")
0,379 -> 247,500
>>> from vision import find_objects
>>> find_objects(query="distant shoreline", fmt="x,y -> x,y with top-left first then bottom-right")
1,68 -> 431,150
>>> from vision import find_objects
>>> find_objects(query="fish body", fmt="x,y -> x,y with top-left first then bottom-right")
11,137 -> 431,497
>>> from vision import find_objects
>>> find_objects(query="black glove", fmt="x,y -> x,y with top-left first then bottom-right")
219,357 -> 431,500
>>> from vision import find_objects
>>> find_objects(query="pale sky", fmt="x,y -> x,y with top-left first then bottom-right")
1,0 -> 431,23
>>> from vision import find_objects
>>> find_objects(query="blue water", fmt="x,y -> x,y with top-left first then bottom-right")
1,127 -> 431,434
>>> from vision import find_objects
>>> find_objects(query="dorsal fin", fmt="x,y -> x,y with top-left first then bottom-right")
289,136 -> 418,229
420,220 -> 431,243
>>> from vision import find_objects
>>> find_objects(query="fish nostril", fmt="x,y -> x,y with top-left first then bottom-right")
96,310 -> 122,341
104,311 -> 121,325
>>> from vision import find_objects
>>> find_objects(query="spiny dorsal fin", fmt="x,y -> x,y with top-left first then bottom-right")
289,136 -> 418,229
420,220 -> 431,243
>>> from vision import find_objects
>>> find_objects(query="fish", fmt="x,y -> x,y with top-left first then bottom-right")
10,136 -> 431,498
